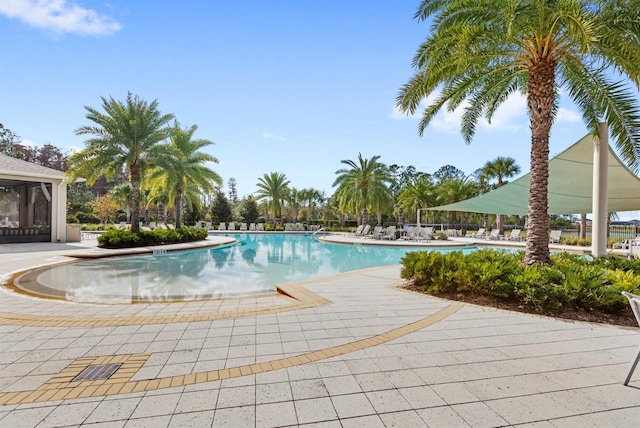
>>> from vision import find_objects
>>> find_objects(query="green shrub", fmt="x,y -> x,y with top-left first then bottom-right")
97,227 -> 207,248
401,249 -> 640,314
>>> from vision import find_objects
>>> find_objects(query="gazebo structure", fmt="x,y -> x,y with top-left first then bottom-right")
0,154 -> 69,243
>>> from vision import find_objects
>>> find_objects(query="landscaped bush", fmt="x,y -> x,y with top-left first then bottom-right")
97,226 -> 208,248
401,249 -> 640,313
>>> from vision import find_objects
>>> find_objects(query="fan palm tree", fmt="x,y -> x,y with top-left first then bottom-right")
255,172 -> 290,225
481,156 -> 521,235
396,1 -> 640,265
146,122 -> 222,228
68,93 -> 174,233
333,153 -> 393,225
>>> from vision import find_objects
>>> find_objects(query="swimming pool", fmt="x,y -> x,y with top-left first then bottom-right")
13,233 -> 478,303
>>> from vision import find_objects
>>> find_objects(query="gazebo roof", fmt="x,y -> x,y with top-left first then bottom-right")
0,154 -> 66,182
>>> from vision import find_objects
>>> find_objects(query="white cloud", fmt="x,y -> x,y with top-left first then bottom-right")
0,0 -> 121,36
262,132 -> 286,142
556,107 -> 581,124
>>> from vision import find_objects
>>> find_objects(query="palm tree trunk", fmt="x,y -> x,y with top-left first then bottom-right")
175,189 -> 183,228
524,61 -> 554,265
580,213 -> 587,239
482,213 -> 489,230
497,214 -> 504,235
130,163 -> 141,233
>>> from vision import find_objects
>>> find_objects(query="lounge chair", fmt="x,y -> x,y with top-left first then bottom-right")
296,223 -> 305,231
353,225 -> 364,237
507,229 -> 522,241
360,224 -> 370,237
257,223 -> 265,231
549,230 -> 562,243
166,224 -> 175,230
218,222 -> 226,231
239,223 -> 247,231
487,229 -> 502,240
228,223 -> 236,231
370,226 -> 384,239
471,228 -> 486,239
622,291 -> 640,385
403,226 -> 418,241
249,223 -> 256,231
285,223 -> 294,231
382,226 -> 396,240
148,221 -> 157,230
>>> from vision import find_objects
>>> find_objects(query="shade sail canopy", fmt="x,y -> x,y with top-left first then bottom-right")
428,133 -> 640,215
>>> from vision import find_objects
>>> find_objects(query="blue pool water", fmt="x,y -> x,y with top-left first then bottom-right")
18,234 -> 479,303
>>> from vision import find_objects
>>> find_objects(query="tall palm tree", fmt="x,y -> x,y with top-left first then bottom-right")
397,1 -> 640,265
255,172 -> 290,225
481,156 -> 521,235
397,175 -> 436,223
68,93 -> 174,233
333,153 -> 393,225
299,188 -> 325,225
436,176 -> 477,227
146,122 -> 222,228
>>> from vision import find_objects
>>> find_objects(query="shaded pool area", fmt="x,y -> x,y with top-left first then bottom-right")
11,233 -> 477,303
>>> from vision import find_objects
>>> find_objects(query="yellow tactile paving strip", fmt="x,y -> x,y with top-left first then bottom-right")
0,302 -> 463,405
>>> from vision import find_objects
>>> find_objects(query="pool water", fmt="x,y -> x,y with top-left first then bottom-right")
16,234 -> 478,303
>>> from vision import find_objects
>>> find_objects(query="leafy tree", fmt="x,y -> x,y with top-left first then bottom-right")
146,122 -> 222,227
227,178 -> 239,204
433,165 -> 465,182
299,188 -> 325,225
68,93 -> 174,233
238,196 -> 260,224
0,123 -> 22,158
397,1 -> 640,264
94,194 -> 119,224
481,156 -> 521,234
435,176 -> 477,227
255,172 -> 290,224
210,189 -> 233,224
333,153 -> 393,225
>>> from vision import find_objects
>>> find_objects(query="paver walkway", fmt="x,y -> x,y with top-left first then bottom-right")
0,238 -> 639,427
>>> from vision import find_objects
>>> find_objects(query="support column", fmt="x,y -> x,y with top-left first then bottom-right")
592,122 -> 608,257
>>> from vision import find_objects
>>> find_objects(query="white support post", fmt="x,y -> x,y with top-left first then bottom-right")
592,122 -> 608,257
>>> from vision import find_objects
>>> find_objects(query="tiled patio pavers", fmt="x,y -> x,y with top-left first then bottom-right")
0,240 -> 639,426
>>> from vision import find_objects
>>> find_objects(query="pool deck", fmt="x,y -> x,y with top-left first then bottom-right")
0,235 -> 638,427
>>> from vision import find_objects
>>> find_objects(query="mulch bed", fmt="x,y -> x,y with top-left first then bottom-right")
402,283 -> 638,328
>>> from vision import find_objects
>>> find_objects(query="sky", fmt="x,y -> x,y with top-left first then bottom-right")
1,0 -> 639,220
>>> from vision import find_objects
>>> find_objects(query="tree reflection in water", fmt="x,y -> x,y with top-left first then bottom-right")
30,234 -> 475,303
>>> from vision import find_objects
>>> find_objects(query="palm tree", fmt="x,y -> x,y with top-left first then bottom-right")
68,93 -> 174,233
333,153 -> 393,225
109,182 -> 134,223
299,188 -> 325,225
396,1 -> 640,265
397,175 -> 436,223
255,172 -> 290,225
481,157 -> 521,235
146,122 -> 222,228
435,176 -> 477,228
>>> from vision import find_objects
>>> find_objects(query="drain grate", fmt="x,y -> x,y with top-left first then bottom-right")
72,363 -> 123,382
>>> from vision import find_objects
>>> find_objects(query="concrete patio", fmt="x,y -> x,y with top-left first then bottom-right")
0,237 -> 638,427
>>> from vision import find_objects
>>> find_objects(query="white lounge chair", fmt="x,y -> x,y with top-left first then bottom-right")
148,221 -> 157,230
487,229 -> 502,240
353,225 -> 364,237
296,223 -> 305,231
239,223 -> 247,231
228,223 -> 236,231
256,223 -> 265,231
218,222 -> 226,231
249,223 -> 256,231
403,226 -> 418,241
507,229 -> 522,241
549,230 -> 562,243
471,228 -> 486,239
418,227 -> 433,242
360,224 -> 370,237
382,226 -> 396,240
370,226 -> 384,239
622,291 -> 640,385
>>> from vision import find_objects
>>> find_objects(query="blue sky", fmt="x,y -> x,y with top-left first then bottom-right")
1,0 -> 638,219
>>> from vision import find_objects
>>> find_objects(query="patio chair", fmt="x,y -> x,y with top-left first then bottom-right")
621,291 -> 640,385
549,230 -> 562,243
507,229 -> 522,241
487,229 -> 502,240
382,226 -> 396,240
218,222 -> 226,231
370,226 -> 384,239
239,223 -> 247,231
403,226 -> 418,241
471,228 -> 486,239
249,223 -> 256,231
227,222 -> 236,231
360,224 -> 370,237
418,227 -> 433,242
352,225 -> 364,237
296,223 -> 305,231
256,223 -> 265,231
148,221 -> 157,230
